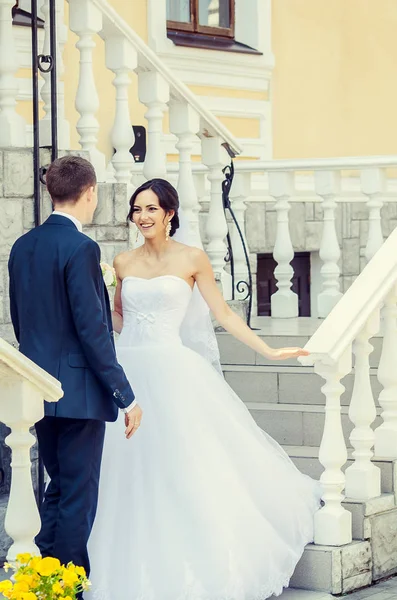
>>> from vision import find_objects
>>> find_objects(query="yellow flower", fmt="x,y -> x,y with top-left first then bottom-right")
29,556 -> 42,571
64,597 -> 73,600
61,567 -> 78,587
75,565 -> 86,577
0,580 -> 13,593
21,594 -> 37,600
12,581 -> 30,593
3,562 -> 13,573
36,556 -> 61,576
52,581 -> 64,594
15,554 -> 31,566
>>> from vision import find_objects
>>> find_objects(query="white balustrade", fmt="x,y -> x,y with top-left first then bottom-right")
0,338 -> 62,560
315,171 -> 342,318
313,351 -> 352,546
229,172 -> 251,300
138,70 -> 169,181
201,136 -> 229,283
105,36 -> 137,186
360,168 -> 385,262
375,286 -> 397,458
345,310 -> 381,500
0,0 -> 26,147
40,0 -> 70,149
69,0 -> 106,180
169,100 -> 202,247
268,171 -> 298,318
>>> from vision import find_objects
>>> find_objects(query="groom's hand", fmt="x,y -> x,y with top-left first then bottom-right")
125,404 -> 143,439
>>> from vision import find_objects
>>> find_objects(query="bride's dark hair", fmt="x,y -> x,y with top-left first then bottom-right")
127,178 -> 180,237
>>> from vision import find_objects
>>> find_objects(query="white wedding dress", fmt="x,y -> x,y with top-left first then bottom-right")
87,276 -> 322,600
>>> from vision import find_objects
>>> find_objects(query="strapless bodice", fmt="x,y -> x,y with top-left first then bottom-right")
117,276 -> 192,348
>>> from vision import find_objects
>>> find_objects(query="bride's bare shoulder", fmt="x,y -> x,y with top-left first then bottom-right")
173,241 -> 204,258
172,242 -> 209,271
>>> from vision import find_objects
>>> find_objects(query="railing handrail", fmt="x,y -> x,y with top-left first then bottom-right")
0,338 -> 63,403
86,0 -> 242,157
224,155 -> 397,173
300,225 -> 397,366
164,155 -> 397,175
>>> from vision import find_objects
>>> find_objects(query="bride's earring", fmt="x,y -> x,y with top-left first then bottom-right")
135,226 -> 139,243
166,220 -> 172,241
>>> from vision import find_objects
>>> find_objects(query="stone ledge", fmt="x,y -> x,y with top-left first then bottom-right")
290,541 -> 372,595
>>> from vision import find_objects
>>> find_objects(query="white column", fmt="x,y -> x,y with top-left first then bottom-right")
229,172 -> 251,300
315,170 -> 342,318
375,286 -> 397,457
169,100 -> 201,247
314,350 -> 352,546
0,0 -> 26,147
39,0 -> 70,149
69,0 -> 106,180
268,171 -> 298,318
0,378 -> 44,559
138,70 -> 169,180
105,37 -> 137,185
360,168 -> 385,262
201,136 -> 229,284
345,310 -> 381,500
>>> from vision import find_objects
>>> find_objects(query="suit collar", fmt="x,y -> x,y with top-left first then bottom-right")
44,213 -> 82,230
52,211 -> 83,232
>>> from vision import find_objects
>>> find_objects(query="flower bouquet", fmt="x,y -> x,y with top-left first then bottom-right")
100,262 -> 117,288
0,554 -> 90,599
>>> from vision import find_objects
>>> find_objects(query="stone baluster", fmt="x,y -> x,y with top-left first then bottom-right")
0,0 -> 26,147
169,100 -> 201,247
314,350 -> 353,546
105,37 -> 137,185
0,372 -> 54,559
268,171 -> 298,318
193,170 -> 208,248
315,171 -> 342,318
201,137 -> 229,284
229,172 -> 251,300
360,168 -> 385,262
69,0 -> 106,180
40,0 -> 70,149
375,286 -> 397,458
138,70 -> 169,180
345,309 -> 381,500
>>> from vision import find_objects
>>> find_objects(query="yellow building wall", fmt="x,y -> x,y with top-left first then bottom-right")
272,0 -> 397,159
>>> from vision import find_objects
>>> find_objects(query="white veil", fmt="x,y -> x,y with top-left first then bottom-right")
173,211 -> 223,376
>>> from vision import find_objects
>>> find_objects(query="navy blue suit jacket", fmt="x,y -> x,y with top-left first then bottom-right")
8,214 -> 135,421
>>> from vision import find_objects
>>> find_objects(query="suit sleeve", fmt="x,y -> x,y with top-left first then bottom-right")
65,238 -> 135,410
8,250 -> 20,343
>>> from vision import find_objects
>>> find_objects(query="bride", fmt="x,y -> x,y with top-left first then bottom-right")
87,178 -> 322,600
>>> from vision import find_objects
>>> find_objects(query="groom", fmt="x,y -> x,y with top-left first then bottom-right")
8,155 -> 142,585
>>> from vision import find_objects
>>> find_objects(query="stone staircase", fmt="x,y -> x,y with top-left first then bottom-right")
218,317 -> 397,595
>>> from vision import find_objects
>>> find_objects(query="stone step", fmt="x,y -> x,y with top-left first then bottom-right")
284,445 -> 397,496
290,541 -> 372,594
217,317 -> 384,369
291,498 -> 397,594
223,364 -> 382,408
246,402 -> 382,448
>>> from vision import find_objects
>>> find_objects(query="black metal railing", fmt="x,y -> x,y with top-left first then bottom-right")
31,0 -> 58,227
222,159 -> 254,328
31,0 -> 58,502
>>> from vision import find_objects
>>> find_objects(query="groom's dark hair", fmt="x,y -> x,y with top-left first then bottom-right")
46,155 -> 97,206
